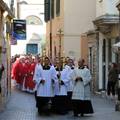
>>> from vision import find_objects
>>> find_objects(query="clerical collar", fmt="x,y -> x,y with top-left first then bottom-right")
56,67 -> 63,71
78,66 -> 85,69
71,66 -> 74,69
42,65 -> 50,70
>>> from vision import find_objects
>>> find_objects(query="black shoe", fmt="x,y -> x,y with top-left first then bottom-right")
74,114 -> 78,117
59,111 -> 68,115
81,113 -> 84,117
38,109 -> 40,114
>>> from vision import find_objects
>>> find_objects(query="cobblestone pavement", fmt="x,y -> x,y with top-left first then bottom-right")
0,88 -> 120,120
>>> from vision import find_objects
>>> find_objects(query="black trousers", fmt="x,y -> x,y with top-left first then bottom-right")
36,97 -> 51,114
107,81 -> 116,96
72,100 -> 94,115
52,95 -> 68,114
67,91 -> 73,111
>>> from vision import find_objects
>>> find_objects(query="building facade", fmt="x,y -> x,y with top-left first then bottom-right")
87,0 -> 120,91
45,0 -> 96,62
11,0 -> 46,56
45,0 -> 120,92
0,0 -> 14,111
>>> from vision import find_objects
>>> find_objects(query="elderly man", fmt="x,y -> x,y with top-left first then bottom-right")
69,59 -> 94,117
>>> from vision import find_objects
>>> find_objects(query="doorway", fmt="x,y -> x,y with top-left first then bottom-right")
26,43 -> 38,54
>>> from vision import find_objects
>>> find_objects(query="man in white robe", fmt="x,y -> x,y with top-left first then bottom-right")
33,57 -> 57,115
69,59 -> 94,117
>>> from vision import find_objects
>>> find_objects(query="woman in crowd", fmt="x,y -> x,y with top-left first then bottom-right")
107,63 -> 118,99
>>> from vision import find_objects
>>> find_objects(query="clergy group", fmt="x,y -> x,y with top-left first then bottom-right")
33,56 -> 94,117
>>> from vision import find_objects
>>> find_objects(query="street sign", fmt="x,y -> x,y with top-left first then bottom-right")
13,19 -> 26,40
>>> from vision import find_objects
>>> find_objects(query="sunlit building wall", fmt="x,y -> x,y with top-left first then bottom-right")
46,0 -> 96,61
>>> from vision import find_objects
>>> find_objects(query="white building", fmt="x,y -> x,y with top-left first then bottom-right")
11,0 -> 46,56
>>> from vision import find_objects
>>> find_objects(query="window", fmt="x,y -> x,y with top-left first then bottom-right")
51,0 -> 54,19
98,0 -> 103,3
56,0 -> 60,17
44,0 -> 50,22
26,44 -> 38,54
26,15 -> 43,25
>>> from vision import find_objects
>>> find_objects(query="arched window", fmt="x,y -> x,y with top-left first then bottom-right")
26,15 -> 43,25
19,1 -> 28,4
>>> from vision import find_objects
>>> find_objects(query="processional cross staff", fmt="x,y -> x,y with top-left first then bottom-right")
56,29 -> 64,88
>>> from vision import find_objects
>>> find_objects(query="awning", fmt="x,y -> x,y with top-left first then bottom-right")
113,42 -> 120,47
112,42 -> 120,53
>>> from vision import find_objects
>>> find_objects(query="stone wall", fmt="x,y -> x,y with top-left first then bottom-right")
87,32 -> 99,93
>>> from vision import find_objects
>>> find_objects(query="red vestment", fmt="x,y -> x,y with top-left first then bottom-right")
11,59 -> 24,85
27,62 -> 36,90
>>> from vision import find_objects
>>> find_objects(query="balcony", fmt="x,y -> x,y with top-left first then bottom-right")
93,14 -> 119,33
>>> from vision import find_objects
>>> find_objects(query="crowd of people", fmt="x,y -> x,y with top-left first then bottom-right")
11,54 -> 36,93
11,54 -> 94,117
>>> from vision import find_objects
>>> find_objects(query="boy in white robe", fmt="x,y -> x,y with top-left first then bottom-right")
52,61 -> 68,114
33,56 -> 42,107
66,58 -> 75,111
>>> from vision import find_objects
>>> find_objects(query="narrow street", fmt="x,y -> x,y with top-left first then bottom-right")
0,88 -> 120,120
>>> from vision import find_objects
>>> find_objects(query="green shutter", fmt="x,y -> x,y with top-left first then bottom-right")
44,0 -> 50,22
56,0 -> 60,17
51,0 -> 54,19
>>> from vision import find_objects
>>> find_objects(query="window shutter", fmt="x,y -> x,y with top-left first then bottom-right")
56,0 -> 60,17
51,0 -> 54,19
44,0 -> 50,22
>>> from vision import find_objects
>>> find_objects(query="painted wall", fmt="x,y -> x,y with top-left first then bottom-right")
64,0 -> 96,34
64,0 -> 96,60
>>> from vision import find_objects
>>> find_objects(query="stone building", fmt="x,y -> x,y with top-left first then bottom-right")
0,0 -> 14,111
87,0 -> 120,91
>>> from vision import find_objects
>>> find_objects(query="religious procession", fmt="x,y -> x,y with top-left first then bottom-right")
11,54 -> 94,117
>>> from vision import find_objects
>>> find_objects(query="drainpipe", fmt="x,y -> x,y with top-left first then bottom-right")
96,30 -> 99,92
